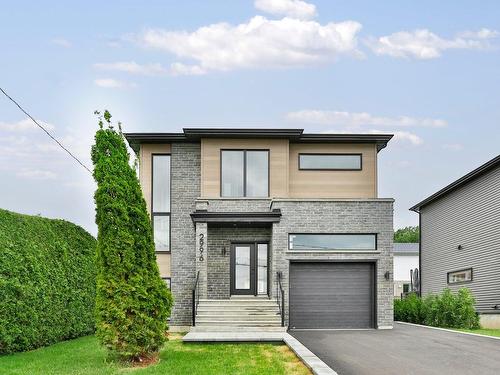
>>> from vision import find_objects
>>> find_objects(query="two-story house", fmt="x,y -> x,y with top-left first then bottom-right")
125,128 -> 394,331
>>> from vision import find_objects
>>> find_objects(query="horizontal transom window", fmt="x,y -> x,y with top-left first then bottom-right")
447,268 -> 472,284
289,234 -> 377,251
299,153 -> 362,170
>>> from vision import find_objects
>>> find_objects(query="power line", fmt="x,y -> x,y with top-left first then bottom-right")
0,87 -> 92,174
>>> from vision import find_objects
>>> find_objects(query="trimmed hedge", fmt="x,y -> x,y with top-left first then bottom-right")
394,288 -> 480,329
0,209 -> 96,354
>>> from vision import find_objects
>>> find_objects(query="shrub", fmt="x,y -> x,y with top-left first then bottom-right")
0,209 -> 96,354
91,110 -> 173,362
394,293 -> 425,324
395,288 -> 480,329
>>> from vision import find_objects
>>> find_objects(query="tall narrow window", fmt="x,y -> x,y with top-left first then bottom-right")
152,154 -> 170,252
221,150 -> 269,197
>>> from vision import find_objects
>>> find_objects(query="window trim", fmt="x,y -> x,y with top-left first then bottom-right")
162,277 -> 171,289
220,149 -> 270,198
288,233 -> 378,251
151,153 -> 171,254
447,268 -> 473,285
298,153 -> 363,171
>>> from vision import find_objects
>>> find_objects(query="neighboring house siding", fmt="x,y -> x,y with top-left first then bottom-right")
170,142 -> 201,326
270,199 -> 394,328
207,227 -> 271,299
421,165 -> 500,313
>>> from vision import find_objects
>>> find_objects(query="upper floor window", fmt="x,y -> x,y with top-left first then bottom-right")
221,150 -> 269,197
299,153 -> 362,170
447,268 -> 472,284
288,233 -> 377,251
152,154 -> 170,252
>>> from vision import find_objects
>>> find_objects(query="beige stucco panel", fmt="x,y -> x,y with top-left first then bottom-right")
139,144 -> 171,214
156,253 -> 171,277
201,138 -> 289,198
289,143 -> 378,198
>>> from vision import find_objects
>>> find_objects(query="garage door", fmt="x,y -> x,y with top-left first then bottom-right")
289,262 -> 375,329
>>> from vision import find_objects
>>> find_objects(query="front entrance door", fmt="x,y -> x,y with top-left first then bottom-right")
230,243 -> 268,296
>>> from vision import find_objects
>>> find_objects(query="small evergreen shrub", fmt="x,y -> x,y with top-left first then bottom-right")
91,110 -> 173,362
395,288 -> 480,329
394,293 -> 426,324
0,209 -> 96,354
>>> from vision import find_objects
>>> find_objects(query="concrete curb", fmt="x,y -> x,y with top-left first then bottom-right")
283,333 -> 338,375
396,321 -> 500,340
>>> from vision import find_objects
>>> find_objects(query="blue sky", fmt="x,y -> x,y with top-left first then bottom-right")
1,0 -> 499,235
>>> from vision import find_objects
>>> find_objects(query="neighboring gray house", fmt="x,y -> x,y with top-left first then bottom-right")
393,243 -> 419,297
126,128 -> 394,332
411,155 -> 500,328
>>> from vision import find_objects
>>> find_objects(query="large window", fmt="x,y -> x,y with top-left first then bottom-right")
299,153 -> 362,170
221,150 -> 269,197
447,268 -> 472,284
152,154 -> 170,252
289,234 -> 377,251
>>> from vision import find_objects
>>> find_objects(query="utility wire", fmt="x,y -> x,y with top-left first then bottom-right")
0,87 -> 92,174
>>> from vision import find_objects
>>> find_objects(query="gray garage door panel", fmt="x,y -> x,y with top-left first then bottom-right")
290,262 -> 375,329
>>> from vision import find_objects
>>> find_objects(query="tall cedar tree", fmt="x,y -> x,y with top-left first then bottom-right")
91,111 -> 172,362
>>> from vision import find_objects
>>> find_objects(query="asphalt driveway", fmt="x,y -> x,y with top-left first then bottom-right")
291,323 -> 500,375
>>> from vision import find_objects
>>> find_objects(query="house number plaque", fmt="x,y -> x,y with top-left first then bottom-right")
198,233 -> 205,262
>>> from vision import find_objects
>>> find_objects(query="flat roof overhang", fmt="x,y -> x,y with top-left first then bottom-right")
190,210 -> 281,227
125,128 -> 393,153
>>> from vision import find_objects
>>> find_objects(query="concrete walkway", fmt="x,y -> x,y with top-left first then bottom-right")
183,330 -> 336,375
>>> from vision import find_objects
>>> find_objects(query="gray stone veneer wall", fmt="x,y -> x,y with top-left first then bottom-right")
203,198 -> 272,213
270,199 -> 394,328
207,227 -> 271,299
170,143 -> 200,326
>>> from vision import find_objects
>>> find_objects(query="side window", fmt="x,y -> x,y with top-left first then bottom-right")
152,154 -> 171,252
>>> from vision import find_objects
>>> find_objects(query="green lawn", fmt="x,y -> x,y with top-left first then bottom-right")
453,328 -> 500,338
0,334 -> 311,375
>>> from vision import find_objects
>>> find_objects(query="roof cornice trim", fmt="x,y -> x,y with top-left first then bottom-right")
124,129 -> 393,153
410,154 -> 500,212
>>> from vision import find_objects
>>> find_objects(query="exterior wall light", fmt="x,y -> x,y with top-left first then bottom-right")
384,271 -> 390,280
457,245 -> 463,250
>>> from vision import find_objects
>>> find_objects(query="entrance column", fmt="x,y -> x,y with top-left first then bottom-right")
195,221 -> 208,298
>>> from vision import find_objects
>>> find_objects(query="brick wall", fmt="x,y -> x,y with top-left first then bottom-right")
270,199 -> 394,328
170,142 -> 200,326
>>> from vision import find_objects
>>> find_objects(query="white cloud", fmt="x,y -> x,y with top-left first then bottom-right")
51,38 -> 72,48
390,130 -> 423,145
254,0 -> 316,20
16,169 -> 57,180
170,62 -> 207,76
93,61 -> 167,75
0,118 -> 55,132
321,128 -> 423,146
366,28 -> 499,59
443,143 -> 464,151
94,78 -> 136,89
137,15 -> 362,74
286,110 -> 447,128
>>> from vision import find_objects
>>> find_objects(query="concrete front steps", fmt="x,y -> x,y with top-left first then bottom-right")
191,297 -> 284,332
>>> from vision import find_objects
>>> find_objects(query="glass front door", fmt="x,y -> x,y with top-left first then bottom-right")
230,243 -> 268,295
